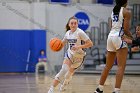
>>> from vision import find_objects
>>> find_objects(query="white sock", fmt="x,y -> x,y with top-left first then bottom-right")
98,85 -> 104,90
50,85 -> 54,89
114,88 -> 120,92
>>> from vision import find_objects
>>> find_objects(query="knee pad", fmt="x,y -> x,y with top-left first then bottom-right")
55,64 -> 69,81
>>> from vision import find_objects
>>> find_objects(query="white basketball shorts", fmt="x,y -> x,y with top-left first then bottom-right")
107,36 -> 128,52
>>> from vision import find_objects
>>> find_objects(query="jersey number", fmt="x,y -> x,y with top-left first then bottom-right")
70,43 -> 75,50
113,15 -> 119,22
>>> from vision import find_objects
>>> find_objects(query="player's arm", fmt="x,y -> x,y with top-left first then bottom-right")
122,36 -> 132,44
78,39 -> 93,49
72,39 -> 93,51
123,8 -> 133,39
62,39 -> 67,47
61,32 -> 68,48
77,31 -> 93,49
79,31 -> 93,48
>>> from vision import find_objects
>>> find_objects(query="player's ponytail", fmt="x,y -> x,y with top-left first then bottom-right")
113,5 -> 121,15
113,0 -> 127,15
66,23 -> 70,32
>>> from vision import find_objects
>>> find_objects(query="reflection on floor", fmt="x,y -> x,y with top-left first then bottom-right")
0,73 -> 139,93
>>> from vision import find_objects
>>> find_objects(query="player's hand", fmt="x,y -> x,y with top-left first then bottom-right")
121,35 -> 132,44
71,45 -> 80,50
131,46 -> 140,52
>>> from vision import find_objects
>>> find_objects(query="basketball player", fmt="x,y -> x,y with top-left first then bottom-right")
48,16 -> 93,93
94,0 -> 133,93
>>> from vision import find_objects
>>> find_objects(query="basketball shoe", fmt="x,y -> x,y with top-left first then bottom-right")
94,88 -> 103,93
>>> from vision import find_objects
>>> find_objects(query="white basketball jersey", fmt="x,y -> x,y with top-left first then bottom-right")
63,28 -> 89,54
109,7 -> 124,37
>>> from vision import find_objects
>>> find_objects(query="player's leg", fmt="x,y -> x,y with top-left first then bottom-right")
111,36 -> 128,93
60,57 -> 84,91
94,51 -> 116,93
59,67 -> 75,91
48,59 -> 71,93
95,36 -> 117,93
100,51 -> 116,85
65,67 -> 75,83
113,47 -> 128,93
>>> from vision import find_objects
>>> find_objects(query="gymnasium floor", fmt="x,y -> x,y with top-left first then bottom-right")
0,73 -> 139,93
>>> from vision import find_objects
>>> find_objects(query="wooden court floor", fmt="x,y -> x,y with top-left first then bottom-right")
0,73 -> 139,93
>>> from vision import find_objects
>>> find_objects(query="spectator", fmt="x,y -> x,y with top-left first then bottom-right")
36,49 -> 48,73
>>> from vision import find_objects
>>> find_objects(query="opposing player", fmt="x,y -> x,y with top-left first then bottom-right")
48,16 -> 93,93
94,0 -> 133,93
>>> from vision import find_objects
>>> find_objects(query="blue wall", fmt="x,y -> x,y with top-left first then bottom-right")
0,30 -> 46,72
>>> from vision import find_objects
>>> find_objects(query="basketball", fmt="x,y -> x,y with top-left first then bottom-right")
49,38 -> 63,52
